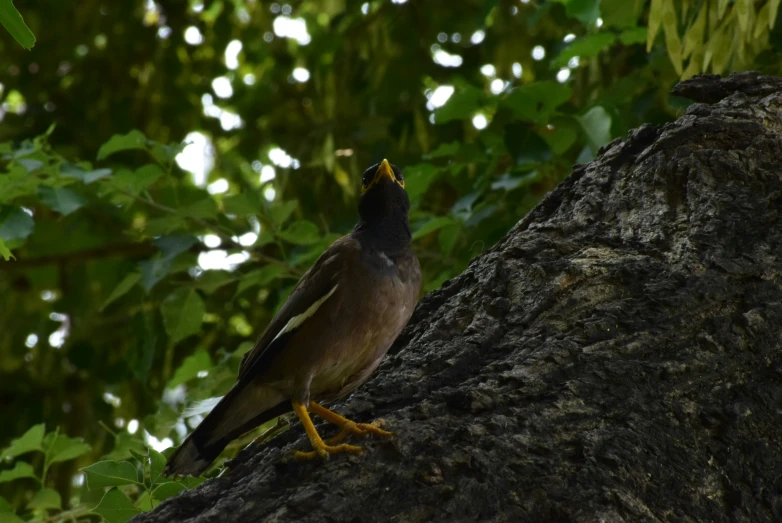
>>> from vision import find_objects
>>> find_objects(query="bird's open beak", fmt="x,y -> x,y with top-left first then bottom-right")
376,159 -> 395,182
362,159 -> 403,193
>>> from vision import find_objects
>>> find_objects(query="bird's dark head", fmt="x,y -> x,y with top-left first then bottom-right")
357,159 -> 409,221
355,159 -> 411,248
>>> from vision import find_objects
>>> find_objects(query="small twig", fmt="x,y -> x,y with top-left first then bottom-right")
97,420 -> 117,437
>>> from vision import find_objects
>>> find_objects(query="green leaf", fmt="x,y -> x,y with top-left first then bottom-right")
101,273 -> 142,311
0,496 -> 14,512
45,433 -> 92,464
223,192 -> 262,216
0,0 -> 36,49
491,171 -> 540,191
103,432 -> 146,462
403,163 -> 439,200
504,124 -> 553,166
97,130 -> 148,160
151,476 -> 206,500
91,488 -> 142,523
148,142 -> 185,167
17,158 -> 43,172
161,289 -> 205,344
553,33 -> 616,67
619,27 -> 647,45
1,424 -> 44,459
423,142 -> 460,159
0,462 -> 36,483
465,202 -> 497,227
194,270 -> 237,294
0,496 -> 24,522
256,230 -> 276,247
130,448 -> 147,465
139,258 -> 172,292
60,163 -> 112,184
107,164 -> 164,195
27,488 -> 61,510
268,200 -> 298,226
38,186 -> 87,216
178,198 -> 218,219
136,490 -> 155,512
0,238 -> 14,260
540,116 -> 580,154
81,461 -> 140,489
0,164 -> 40,203
502,82 -> 572,124
0,207 -> 34,242
438,223 -> 461,256
578,105 -> 613,151
147,449 -> 167,485
144,216 -> 186,236
601,0 -> 642,28
277,220 -> 321,245
167,349 -> 212,389
552,0 -> 601,25
435,86 -> 483,123
412,217 -> 456,240
235,265 -> 287,296
0,512 -> 24,523
151,481 -> 186,501
154,235 -> 197,259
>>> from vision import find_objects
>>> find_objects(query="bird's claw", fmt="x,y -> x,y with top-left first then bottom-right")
326,419 -> 393,445
293,442 -> 364,461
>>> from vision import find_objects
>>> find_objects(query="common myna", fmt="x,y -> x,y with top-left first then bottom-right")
164,159 -> 421,476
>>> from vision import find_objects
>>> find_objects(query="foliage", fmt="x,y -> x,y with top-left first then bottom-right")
647,0 -> 782,77
0,0 -> 779,521
0,424 -> 90,521
0,0 -> 35,50
0,422 -> 204,522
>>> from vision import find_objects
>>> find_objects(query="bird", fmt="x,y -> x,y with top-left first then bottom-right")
164,159 -> 421,476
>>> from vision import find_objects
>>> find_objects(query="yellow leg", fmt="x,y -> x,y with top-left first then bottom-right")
309,401 -> 393,444
292,401 -> 363,460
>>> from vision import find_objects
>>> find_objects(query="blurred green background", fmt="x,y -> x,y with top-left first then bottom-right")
1,0 -> 781,520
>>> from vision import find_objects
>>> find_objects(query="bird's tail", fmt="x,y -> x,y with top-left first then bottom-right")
163,384 -> 290,477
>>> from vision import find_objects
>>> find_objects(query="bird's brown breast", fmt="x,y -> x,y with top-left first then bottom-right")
263,241 -> 420,402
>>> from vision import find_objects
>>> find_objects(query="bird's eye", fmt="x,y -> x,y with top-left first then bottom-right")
361,165 -> 375,187
394,170 -> 403,182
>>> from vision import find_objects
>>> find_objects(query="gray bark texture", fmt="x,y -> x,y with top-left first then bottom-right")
133,72 -> 782,523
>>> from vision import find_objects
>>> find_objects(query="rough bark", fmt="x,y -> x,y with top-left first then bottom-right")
134,72 -> 782,523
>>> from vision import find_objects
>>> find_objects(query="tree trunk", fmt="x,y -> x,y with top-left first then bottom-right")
133,72 -> 782,523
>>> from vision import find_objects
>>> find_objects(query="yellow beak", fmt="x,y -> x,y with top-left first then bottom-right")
362,159 -> 403,193
376,159 -> 395,182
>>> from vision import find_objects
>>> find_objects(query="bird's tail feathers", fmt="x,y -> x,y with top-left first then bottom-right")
163,384 -> 288,477
162,438 -> 213,477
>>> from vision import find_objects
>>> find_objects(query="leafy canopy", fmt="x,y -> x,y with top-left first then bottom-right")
1,0 -> 780,521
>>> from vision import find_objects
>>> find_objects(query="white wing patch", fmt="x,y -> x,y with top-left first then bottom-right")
378,252 -> 395,267
272,284 -> 339,341
183,396 -> 223,419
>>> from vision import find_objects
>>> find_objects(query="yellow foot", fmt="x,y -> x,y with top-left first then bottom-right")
293,442 -> 363,461
291,400 -> 394,461
326,419 -> 393,445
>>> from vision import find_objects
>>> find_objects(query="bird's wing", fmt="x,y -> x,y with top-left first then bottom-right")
237,236 -> 352,381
